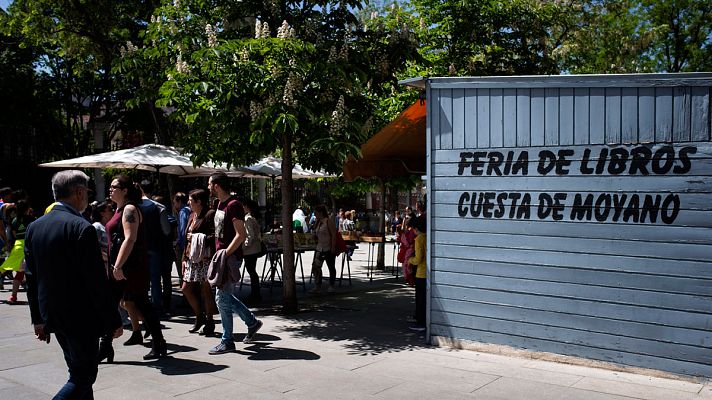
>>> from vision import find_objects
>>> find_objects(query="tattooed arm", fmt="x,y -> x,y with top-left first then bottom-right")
112,204 -> 141,280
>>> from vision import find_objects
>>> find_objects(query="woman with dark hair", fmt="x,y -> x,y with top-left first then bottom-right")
181,188 -> 217,335
242,198 -> 262,303
310,204 -> 337,294
102,175 -> 166,361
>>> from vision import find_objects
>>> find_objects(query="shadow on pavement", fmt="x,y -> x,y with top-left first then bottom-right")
271,283 -> 428,356
237,343 -> 320,361
112,356 -> 229,375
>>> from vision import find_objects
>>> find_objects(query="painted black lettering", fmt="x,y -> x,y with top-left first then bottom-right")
512,151 -> 529,175
537,193 -> 553,219
570,193 -> 594,221
555,149 -> 574,175
623,194 -> 640,223
482,192 -> 496,218
661,194 -> 680,224
580,148 -> 594,174
595,148 -> 608,174
640,194 -> 661,223
494,193 -> 508,218
517,193 -> 531,219
508,192 -> 522,218
611,194 -> 627,221
487,152 -> 504,176
537,150 -> 556,175
652,146 -> 675,174
458,152 -> 472,175
458,192 -> 470,217
629,146 -> 652,175
552,193 -> 567,221
607,148 -> 629,175
594,193 -> 611,222
470,192 -> 483,217
673,146 -> 696,174
472,152 -> 487,175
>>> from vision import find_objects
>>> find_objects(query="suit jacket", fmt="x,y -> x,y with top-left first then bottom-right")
25,203 -> 121,337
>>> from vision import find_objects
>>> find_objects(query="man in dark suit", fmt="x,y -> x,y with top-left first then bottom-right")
25,170 -> 123,399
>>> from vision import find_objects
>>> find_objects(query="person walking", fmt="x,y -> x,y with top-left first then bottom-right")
107,175 -> 167,359
207,172 -> 262,355
173,192 -> 191,285
181,188 -> 217,335
408,217 -> 427,332
25,170 -> 123,398
241,198 -> 262,304
310,205 -> 338,294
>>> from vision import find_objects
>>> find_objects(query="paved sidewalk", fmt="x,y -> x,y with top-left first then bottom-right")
1,247 -> 710,399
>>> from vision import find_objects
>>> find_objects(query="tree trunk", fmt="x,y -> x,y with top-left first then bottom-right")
377,178 -> 386,269
281,135 -> 298,314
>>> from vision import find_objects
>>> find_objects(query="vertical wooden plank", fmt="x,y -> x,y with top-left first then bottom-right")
590,88 -> 605,144
545,88 -> 560,146
574,88 -> 589,145
605,87 -> 621,144
431,89 -> 441,150
477,89 -> 491,148
517,89 -> 531,147
464,88 -> 477,148
440,89 -> 454,149
638,87 -> 655,142
560,88 -> 574,145
673,86 -> 691,142
490,89 -> 504,147
655,87 -> 673,142
691,86 -> 710,141
503,89 -> 517,147
529,89 -> 546,146
452,88 -> 466,149
621,87 -> 638,144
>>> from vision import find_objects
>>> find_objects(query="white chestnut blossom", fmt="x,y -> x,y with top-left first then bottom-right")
261,21 -> 270,38
120,41 -> 138,58
205,24 -> 217,48
329,95 -> 347,135
361,116 -> 373,134
255,20 -> 263,39
277,20 -> 294,39
176,52 -> 189,74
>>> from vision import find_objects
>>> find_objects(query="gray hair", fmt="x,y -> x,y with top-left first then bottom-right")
52,170 -> 89,200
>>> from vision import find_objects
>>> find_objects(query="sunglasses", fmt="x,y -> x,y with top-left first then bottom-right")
109,184 -> 124,190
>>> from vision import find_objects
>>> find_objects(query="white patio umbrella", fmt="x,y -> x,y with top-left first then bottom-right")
39,144 -> 236,176
244,156 -> 333,179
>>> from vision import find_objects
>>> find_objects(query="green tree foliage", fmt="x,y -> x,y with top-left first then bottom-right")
410,0 -> 578,76
2,0 -> 166,159
135,0 -> 420,313
556,0 -> 711,73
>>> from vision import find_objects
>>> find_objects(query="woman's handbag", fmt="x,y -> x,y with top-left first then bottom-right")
334,233 -> 348,257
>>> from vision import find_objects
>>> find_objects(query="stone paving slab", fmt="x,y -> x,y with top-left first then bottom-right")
0,244 -> 709,399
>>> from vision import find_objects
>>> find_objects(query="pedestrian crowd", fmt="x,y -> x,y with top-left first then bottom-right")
3,170 -> 428,399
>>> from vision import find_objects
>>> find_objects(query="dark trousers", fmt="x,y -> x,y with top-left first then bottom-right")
131,292 -> 164,342
54,332 -> 99,400
243,254 -> 261,298
313,251 -> 336,286
415,277 -> 426,326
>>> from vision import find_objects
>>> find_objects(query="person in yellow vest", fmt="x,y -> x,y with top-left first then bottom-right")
408,217 -> 427,332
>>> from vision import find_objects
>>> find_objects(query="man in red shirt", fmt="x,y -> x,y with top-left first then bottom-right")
207,172 -> 262,355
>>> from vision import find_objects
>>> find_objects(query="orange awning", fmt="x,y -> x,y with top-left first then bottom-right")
343,100 -> 426,181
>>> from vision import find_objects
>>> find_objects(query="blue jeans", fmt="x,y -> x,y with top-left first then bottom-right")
53,332 -> 98,400
215,257 -> 257,343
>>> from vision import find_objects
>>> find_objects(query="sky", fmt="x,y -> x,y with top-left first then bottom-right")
0,0 -> 10,11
